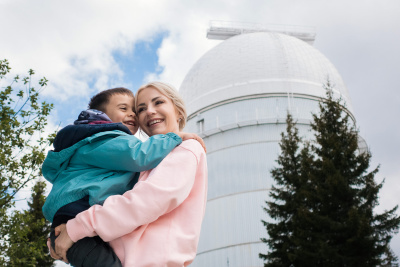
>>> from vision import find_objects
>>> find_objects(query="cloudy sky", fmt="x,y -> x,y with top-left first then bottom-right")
1,0 -> 400,262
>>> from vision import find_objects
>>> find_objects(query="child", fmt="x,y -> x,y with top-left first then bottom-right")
43,87 -> 202,266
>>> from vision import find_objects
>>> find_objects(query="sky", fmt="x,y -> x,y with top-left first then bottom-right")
1,0 -> 400,263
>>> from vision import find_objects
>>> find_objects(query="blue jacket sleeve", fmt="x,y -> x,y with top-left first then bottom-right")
74,132 -> 182,172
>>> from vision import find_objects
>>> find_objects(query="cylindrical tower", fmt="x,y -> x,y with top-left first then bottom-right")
180,29 -> 353,267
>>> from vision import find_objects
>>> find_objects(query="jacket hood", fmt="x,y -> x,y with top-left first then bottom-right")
53,123 -> 132,152
53,109 -> 132,152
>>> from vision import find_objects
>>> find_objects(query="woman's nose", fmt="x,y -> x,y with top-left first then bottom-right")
146,105 -> 156,114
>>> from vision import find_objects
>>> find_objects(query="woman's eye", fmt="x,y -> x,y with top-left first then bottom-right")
137,107 -> 144,113
155,100 -> 164,105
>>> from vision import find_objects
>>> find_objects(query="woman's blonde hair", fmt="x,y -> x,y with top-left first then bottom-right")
135,82 -> 187,130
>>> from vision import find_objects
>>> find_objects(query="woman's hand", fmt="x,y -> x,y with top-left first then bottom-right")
53,224 -> 75,263
178,132 -> 206,152
47,237 -> 63,261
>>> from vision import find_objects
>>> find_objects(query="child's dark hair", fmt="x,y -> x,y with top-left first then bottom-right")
88,87 -> 134,112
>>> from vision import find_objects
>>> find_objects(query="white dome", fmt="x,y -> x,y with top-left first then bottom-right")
180,32 -> 352,116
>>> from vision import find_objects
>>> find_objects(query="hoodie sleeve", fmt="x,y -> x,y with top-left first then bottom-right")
75,132 -> 182,172
66,140 -> 203,242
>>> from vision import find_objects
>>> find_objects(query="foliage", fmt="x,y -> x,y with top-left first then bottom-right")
0,59 -> 55,265
260,113 -> 315,266
260,82 -> 400,266
5,180 -> 54,266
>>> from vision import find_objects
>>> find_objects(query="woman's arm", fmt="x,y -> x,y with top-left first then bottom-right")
68,140 -> 203,242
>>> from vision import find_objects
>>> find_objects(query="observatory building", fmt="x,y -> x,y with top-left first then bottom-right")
179,21 -> 355,267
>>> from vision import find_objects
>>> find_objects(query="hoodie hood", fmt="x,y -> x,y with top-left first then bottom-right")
53,109 -> 132,152
74,109 -> 112,125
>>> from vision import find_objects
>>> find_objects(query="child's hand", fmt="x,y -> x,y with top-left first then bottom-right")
178,132 -> 206,153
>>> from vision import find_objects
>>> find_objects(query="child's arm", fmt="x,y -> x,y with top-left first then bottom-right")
76,132 -> 205,172
76,132 -> 182,172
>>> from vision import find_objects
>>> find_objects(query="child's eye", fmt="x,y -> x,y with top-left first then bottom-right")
120,107 -> 127,111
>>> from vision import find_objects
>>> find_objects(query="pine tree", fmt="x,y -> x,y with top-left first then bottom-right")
261,82 -> 400,266
260,113 -> 306,265
6,180 -> 54,266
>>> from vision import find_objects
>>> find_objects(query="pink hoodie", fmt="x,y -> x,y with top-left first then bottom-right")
66,140 -> 208,266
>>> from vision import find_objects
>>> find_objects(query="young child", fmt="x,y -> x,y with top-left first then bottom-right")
43,87 -> 202,267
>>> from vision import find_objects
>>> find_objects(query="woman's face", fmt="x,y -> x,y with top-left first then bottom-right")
136,86 -> 180,136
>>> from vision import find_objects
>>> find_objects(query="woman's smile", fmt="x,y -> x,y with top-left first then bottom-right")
148,118 -> 164,127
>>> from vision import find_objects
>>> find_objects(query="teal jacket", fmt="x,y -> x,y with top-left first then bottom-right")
42,130 -> 181,222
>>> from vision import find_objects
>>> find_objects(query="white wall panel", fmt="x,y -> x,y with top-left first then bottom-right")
197,191 -> 271,252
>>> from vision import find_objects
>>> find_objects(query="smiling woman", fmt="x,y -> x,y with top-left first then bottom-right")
54,81 -> 208,266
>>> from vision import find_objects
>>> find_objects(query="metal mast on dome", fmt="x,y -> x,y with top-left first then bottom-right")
206,20 -> 316,45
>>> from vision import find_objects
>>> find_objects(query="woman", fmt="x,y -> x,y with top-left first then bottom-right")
52,82 -> 208,266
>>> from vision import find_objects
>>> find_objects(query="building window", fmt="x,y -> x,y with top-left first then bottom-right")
197,119 -> 204,134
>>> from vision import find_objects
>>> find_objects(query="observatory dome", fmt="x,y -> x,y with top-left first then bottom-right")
181,29 -> 357,267
180,32 -> 352,116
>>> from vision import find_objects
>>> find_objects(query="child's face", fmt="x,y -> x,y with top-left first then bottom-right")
105,94 -> 138,134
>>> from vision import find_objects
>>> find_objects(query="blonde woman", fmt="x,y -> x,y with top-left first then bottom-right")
52,82 -> 208,267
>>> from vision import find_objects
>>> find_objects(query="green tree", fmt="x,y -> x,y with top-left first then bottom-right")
0,59 -> 55,265
6,180 -> 54,266
260,113 -> 308,265
261,82 -> 400,266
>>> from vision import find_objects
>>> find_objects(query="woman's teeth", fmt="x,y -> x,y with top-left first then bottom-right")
149,119 -> 162,126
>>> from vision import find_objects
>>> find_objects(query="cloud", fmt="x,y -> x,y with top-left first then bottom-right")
0,0 -> 172,99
